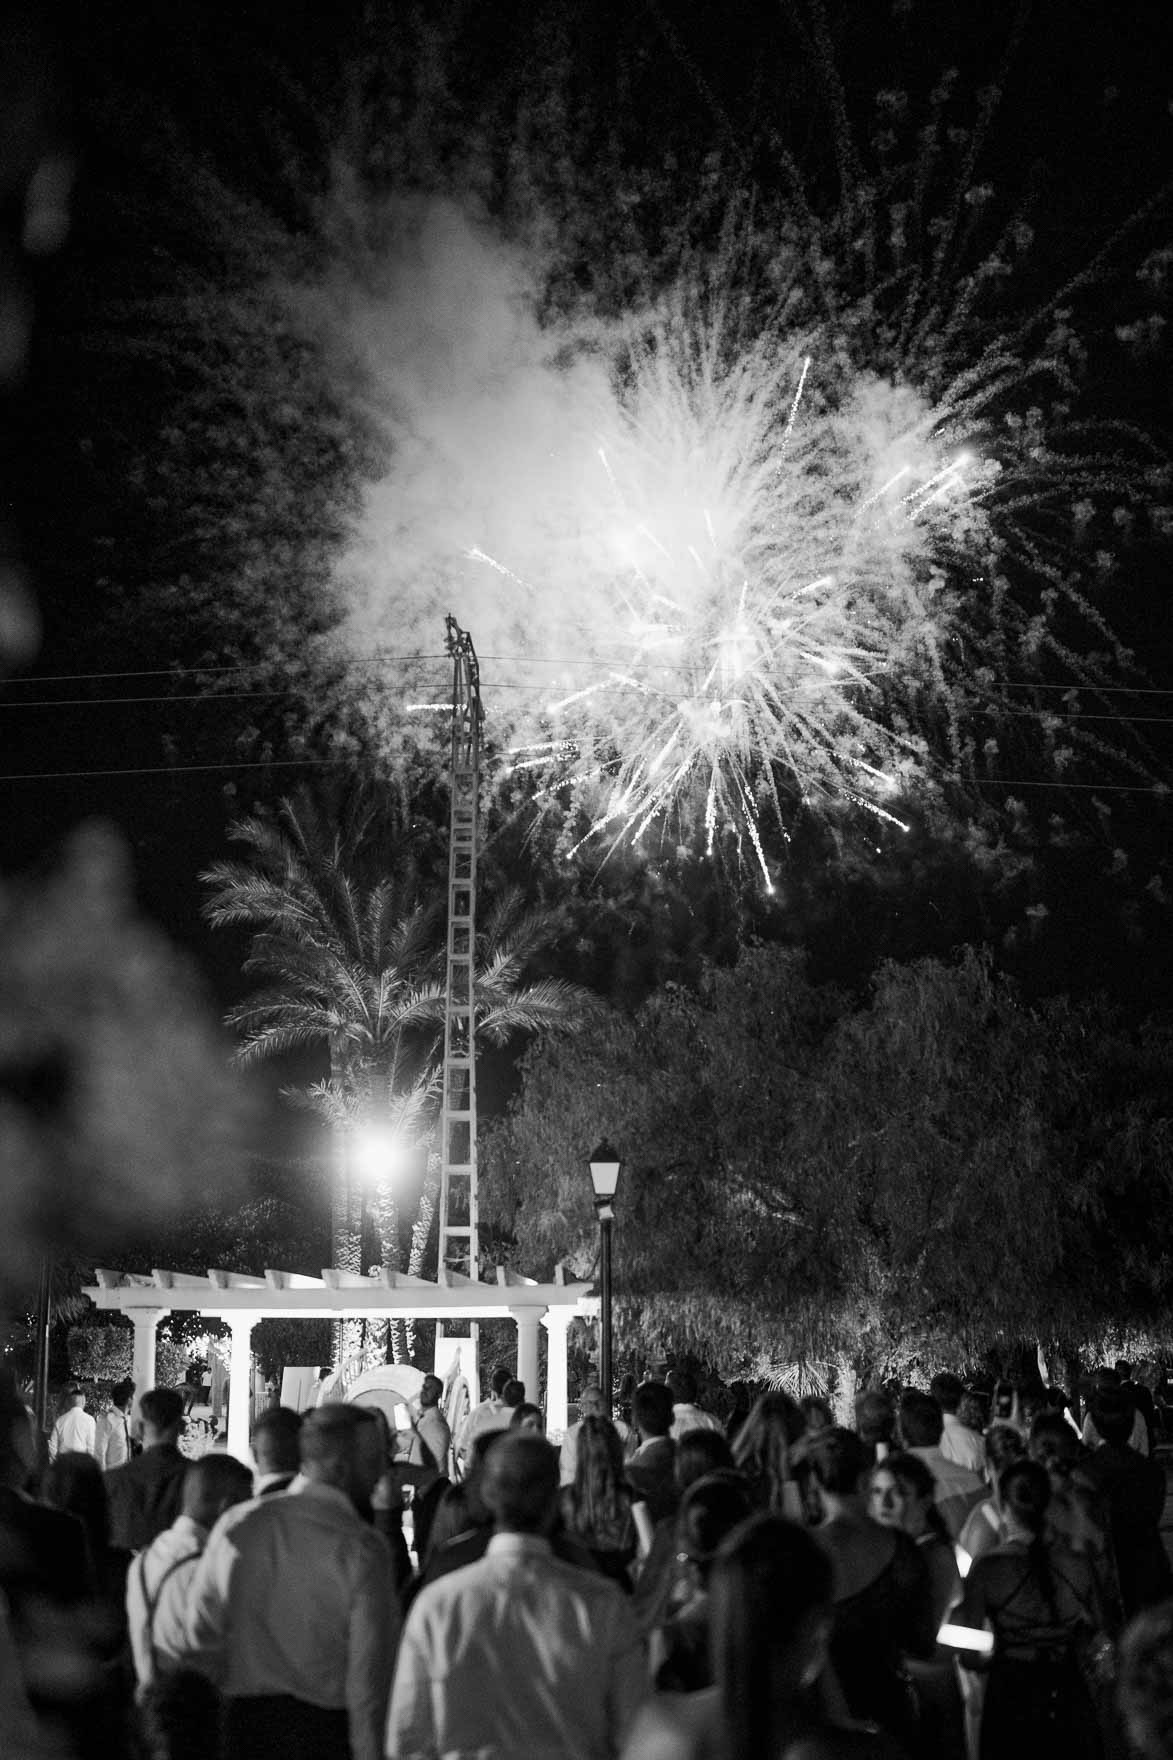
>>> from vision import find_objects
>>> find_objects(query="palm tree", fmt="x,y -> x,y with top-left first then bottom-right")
201,791 -> 442,1283
201,788 -> 598,1359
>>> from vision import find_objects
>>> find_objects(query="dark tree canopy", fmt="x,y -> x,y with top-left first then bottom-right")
484,945 -> 1173,1377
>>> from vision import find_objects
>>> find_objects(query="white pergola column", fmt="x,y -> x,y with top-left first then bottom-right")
130,1307 -> 168,1428
540,1308 -> 570,1441
225,1313 -> 261,1463
513,1310 -> 541,1410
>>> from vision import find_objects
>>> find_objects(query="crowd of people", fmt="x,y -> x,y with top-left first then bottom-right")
4,1359 -> 1173,1758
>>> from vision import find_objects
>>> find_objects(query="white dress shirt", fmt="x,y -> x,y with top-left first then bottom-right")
559,1416 -> 635,1485
669,1403 -> 725,1442
96,1409 -> 133,1471
127,1512 -> 209,1686
939,1411 -> 987,1476
180,1477 -> 399,1760
387,1530 -> 647,1760
454,1397 -> 511,1462
48,1407 -> 97,1460
908,1446 -> 986,1542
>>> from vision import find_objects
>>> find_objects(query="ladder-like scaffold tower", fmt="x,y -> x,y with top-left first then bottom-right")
436,614 -> 484,1282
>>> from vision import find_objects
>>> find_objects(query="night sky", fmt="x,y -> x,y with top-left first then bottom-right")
3,0 -> 1172,1143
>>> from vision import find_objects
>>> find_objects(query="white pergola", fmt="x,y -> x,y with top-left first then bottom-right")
85,1264 -> 598,1460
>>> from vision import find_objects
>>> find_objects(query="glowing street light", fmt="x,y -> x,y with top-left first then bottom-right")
588,1140 -> 623,1420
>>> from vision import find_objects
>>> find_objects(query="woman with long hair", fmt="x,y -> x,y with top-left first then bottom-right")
560,1415 -> 649,1588
953,1458 -> 1112,1760
731,1391 -> 808,1520
623,1516 -> 901,1758
957,1423 -> 1026,1572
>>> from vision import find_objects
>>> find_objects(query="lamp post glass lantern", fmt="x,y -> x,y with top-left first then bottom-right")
589,1140 -> 622,1419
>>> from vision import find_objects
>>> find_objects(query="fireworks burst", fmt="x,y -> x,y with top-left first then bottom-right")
489,308 -> 997,883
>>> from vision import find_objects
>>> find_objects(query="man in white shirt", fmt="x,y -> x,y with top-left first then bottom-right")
95,1379 -> 135,1471
127,1452 -> 253,1688
454,1365 -> 513,1470
407,1375 -> 452,1477
930,1372 -> 987,1476
666,1369 -> 725,1442
47,1387 -> 96,1460
900,1393 -> 985,1542
387,1431 -> 646,1759
560,1383 -> 634,1485
179,1401 -> 399,1760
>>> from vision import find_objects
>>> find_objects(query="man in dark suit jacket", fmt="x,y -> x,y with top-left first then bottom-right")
625,1381 -> 678,1524
106,1387 -> 188,1552
1082,1390 -> 1172,1618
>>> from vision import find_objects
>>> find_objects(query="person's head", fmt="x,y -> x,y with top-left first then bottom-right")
139,1387 -> 185,1449
481,1431 -> 559,1535
419,1375 -> 443,1410
958,1390 -> 988,1434
63,1384 -> 86,1410
489,1365 -> 511,1399
999,1457 -> 1051,1538
800,1396 -> 833,1434
1029,1411 -> 1080,1480
181,1453 -> 254,1529
809,1427 -> 869,1503
250,1405 -> 302,1478
576,1383 -> 607,1422
666,1367 -> 698,1407
111,1378 -> 135,1413
1116,1360 -> 1134,1382
1092,1388 -> 1135,1447
41,1449 -> 109,1554
501,1378 -> 526,1410
1119,1600 -> 1173,1760
1094,1365 -> 1122,1392
990,1379 -> 1018,1421
676,1472 -> 753,1582
853,1388 -> 896,1453
632,1379 -> 675,1442
929,1372 -> 964,1415
509,1402 -> 545,1435
731,1393 -> 806,1511
711,1516 -> 835,1755
898,1392 -> 944,1450
568,1414 -> 627,1533
675,1427 -> 734,1492
986,1422 -> 1026,1485
299,1403 -> 385,1516
868,1451 -> 939,1540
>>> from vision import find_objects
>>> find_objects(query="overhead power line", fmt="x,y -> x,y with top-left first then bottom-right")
0,753 -> 1167,792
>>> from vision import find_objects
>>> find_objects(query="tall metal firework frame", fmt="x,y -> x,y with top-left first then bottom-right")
435,615 -> 484,1287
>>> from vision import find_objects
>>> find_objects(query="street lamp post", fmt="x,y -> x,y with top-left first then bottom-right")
588,1140 -> 622,1420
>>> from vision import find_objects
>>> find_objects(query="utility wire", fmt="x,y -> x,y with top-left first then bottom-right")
4,655 -> 1173,694
0,754 -> 1167,791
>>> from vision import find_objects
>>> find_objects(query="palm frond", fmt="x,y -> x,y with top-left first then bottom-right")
476,979 -> 602,1046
